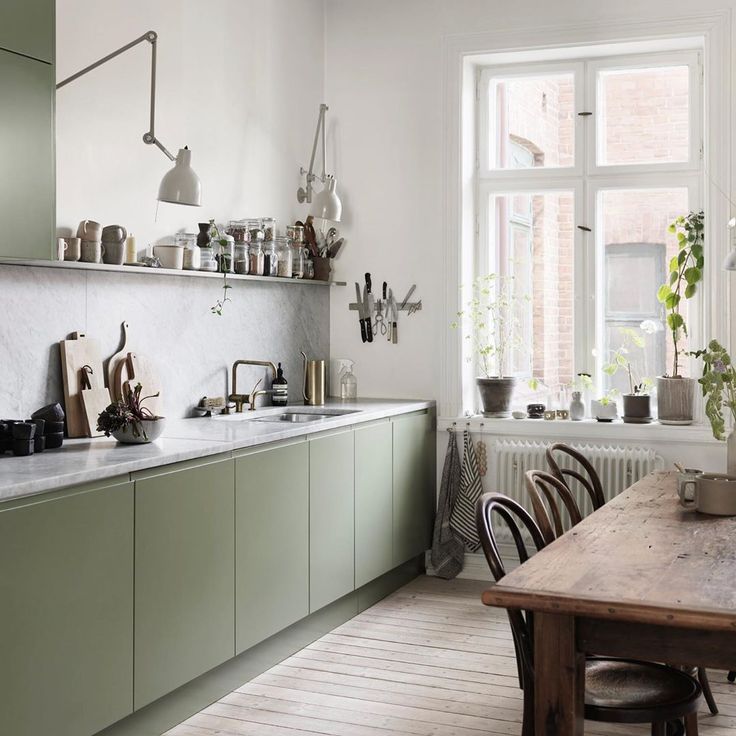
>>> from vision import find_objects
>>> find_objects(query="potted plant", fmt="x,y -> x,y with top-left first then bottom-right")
691,340 -> 736,473
97,383 -> 165,444
655,211 -> 704,424
603,324 -> 655,423
454,274 -> 527,418
591,389 -> 619,422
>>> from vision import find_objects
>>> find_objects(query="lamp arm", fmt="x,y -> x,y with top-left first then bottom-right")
302,104 -> 328,184
56,30 -> 176,163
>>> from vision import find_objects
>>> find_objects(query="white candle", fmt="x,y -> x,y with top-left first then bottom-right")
125,234 -> 137,264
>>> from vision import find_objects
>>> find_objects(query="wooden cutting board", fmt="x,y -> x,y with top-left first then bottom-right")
107,321 -> 131,399
59,333 -> 105,438
79,366 -> 111,437
123,352 -> 164,417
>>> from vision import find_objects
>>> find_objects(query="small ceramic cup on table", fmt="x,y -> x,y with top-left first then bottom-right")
80,240 -> 104,263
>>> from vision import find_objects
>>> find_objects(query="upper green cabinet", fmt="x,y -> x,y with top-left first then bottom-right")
0,0 -> 54,63
0,477 -> 134,736
310,430 -> 355,612
355,421 -> 394,587
235,440 -> 310,654
392,411 -> 436,566
133,455 -> 235,709
0,47 -> 54,260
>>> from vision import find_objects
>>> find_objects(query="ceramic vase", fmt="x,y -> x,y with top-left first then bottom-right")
477,377 -> 516,418
569,391 -> 585,421
657,376 -> 695,425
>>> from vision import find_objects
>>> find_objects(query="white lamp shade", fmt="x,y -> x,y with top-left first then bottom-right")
158,147 -> 201,206
311,175 -> 342,222
723,249 -> 736,271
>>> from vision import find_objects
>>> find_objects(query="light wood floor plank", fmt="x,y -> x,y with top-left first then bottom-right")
166,576 -> 735,736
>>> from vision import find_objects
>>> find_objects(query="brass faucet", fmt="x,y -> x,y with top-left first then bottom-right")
229,360 -> 277,413
249,387 -> 275,411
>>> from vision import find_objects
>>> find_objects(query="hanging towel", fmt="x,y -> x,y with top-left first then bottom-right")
431,431 -> 465,580
450,429 -> 484,551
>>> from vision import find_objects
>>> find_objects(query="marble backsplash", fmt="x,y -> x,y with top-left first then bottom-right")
0,264 -> 329,420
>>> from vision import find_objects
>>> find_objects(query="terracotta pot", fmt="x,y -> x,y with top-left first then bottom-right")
622,394 -> 652,424
657,377 -> 695,425
477,377 -> 516,418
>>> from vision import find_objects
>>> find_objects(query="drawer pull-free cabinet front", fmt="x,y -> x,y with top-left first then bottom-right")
134,457 -> 235,708
0,0 -> 54,62
392,412 -> 435,566
309,431 -> 355,612
235,441 -> 309,653
355,422 -> 394,587
0,480 -> 134,736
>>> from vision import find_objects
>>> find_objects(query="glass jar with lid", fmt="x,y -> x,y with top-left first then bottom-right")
199,244 -> 217,271
291,242 -> 304,278
249,240 -> 264,275
234,242 -> 249,274
176,233 -> 200,271
246,219 -> 264,243
286,224 -> 305,245
275,236 -> 292,277
261,217 -> 276,242
263,239 -> 279,277
215,234 -> 235,273
226,220 -> 250,245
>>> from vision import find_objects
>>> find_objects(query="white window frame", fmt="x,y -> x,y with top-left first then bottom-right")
473,48 -> 704,407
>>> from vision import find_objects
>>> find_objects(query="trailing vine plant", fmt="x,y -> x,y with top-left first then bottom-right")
656,211 -> 704,377
208,219 -> 233,316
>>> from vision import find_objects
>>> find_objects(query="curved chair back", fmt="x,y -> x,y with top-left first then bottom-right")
525,469 -> 584,544
546,443 -> 605,512
476,492 -> 547,696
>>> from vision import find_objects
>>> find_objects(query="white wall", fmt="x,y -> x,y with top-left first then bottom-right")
324,0 -> 736,411
56,0 -> 325,241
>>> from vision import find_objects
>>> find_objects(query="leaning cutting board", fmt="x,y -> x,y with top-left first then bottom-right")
59,332 -> 105,437
122,352 -> 164,417
79,365 -> 111,437
107,321 -> 131,399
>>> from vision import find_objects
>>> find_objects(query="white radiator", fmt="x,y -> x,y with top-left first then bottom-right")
489,440 -> 664,518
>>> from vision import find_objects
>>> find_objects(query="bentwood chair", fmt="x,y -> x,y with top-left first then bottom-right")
546,442 -> 606,511
476,492 -> 702,736
524,469 -> 584,544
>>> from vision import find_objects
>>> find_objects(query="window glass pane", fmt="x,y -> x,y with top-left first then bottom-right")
597,65 -> 690,166
489,73 -> 575,169
487,191 -> 574,400
600,188 -> 689,389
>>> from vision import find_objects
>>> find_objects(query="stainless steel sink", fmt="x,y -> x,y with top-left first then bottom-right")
250,409 -> 360,424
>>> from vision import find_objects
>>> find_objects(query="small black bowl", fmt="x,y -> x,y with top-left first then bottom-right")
31,403 -> 65,423
12,439 -> 34,456
44,420 -> 65,435
44,432 -> 64,450
33,434 -> 46,453
0,421 -> 9,439
26,417 -> 45,436
12,422 -> 36,441
527,403 -> 546,419
0,438 -> 12,453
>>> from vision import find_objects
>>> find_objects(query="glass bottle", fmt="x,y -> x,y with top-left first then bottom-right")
249,240 -> 264,275
272,362 -> 288,407
263,240 -> 279,277
216,234 -> 235,273
234,243 -> 249,274
304,251 -> 315,280
291,243 -> 304,278
275,236 -> 292,277
340,361 -> 358,401
177,233 -> 200,270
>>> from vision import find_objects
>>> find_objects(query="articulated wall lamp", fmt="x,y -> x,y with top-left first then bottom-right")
56,31 -> 201,206
297,103 -> 342,222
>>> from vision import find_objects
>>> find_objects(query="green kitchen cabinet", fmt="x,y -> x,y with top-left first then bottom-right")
0,478 -> 134,736
0,0 -> 54,63
134,455 -> 235,709
0,47 -> 54,260
355,421 -> 394,587
235,440 -> 309,653
309,430 -> 355,612
392,411 -> 436,566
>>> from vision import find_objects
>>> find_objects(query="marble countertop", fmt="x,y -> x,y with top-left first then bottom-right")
0,399 -> 434,503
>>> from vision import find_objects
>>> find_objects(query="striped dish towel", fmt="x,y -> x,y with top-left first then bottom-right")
450,429 -> 483,551
431,431 -> 465,579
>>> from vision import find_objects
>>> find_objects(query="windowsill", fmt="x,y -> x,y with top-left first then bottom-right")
437,415 -> 720,445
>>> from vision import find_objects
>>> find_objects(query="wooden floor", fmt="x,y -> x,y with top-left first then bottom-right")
165,576 -> 736,736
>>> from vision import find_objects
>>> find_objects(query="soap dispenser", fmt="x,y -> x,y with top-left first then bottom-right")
273,363 -> 288,406
340,361 -> 358,401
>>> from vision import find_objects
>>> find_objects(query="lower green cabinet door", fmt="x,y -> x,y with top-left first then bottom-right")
310,430 -> 355,612
0,479 -> 134,736
392,411 -> 436,566
134,456 -> 235,708
355,422 -> 394,587
235,440 -> 309,653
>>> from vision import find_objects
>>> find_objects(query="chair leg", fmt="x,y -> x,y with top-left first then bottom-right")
652,722 -> 667,736
698,667 -> 718,714
684,713 -> 699,736
728,671 -> 736,683
521,682 -> 534,736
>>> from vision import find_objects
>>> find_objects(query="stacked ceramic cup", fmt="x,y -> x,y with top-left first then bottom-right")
101,225 -> 127,265
77,219 -> 103,263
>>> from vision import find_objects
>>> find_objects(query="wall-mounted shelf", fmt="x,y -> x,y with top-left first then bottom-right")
0,257 -> 347,287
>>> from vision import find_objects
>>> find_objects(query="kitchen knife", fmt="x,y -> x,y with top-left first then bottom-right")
365,273 -> 375,317
363,283 -> 374,342
400,284 -> 416,311
389,290 -> 398,344
355,282 -> 367,343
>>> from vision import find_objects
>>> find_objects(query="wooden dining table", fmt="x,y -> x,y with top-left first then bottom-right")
482,470 -> 736,735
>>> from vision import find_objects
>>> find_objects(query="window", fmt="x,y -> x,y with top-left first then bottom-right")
472,49 -> 702,408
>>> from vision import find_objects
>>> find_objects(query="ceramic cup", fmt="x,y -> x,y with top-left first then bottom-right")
677,468 -> 703,505
102,240 -> 125,265
80,240 -> 104,263
153,244 -> 184,270
62,236 -> 81,261
101,224 -> 127,243
679,472 -> 736,516
77,219 -> 102,240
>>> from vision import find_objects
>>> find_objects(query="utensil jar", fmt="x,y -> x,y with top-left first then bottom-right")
301,351 -> 325,406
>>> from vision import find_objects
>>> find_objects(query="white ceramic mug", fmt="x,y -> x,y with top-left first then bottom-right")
56,237 -> 67,261
77,219 -> 102,240
61,237 -> 81,261
679,472 -> 736,516
80,240 -> 104,263
677,468 -> 703,505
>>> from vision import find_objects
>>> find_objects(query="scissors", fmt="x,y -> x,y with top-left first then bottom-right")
373,282 -> 388,336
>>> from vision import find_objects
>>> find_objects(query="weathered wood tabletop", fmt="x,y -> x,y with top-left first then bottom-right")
481,470 -> 736,735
